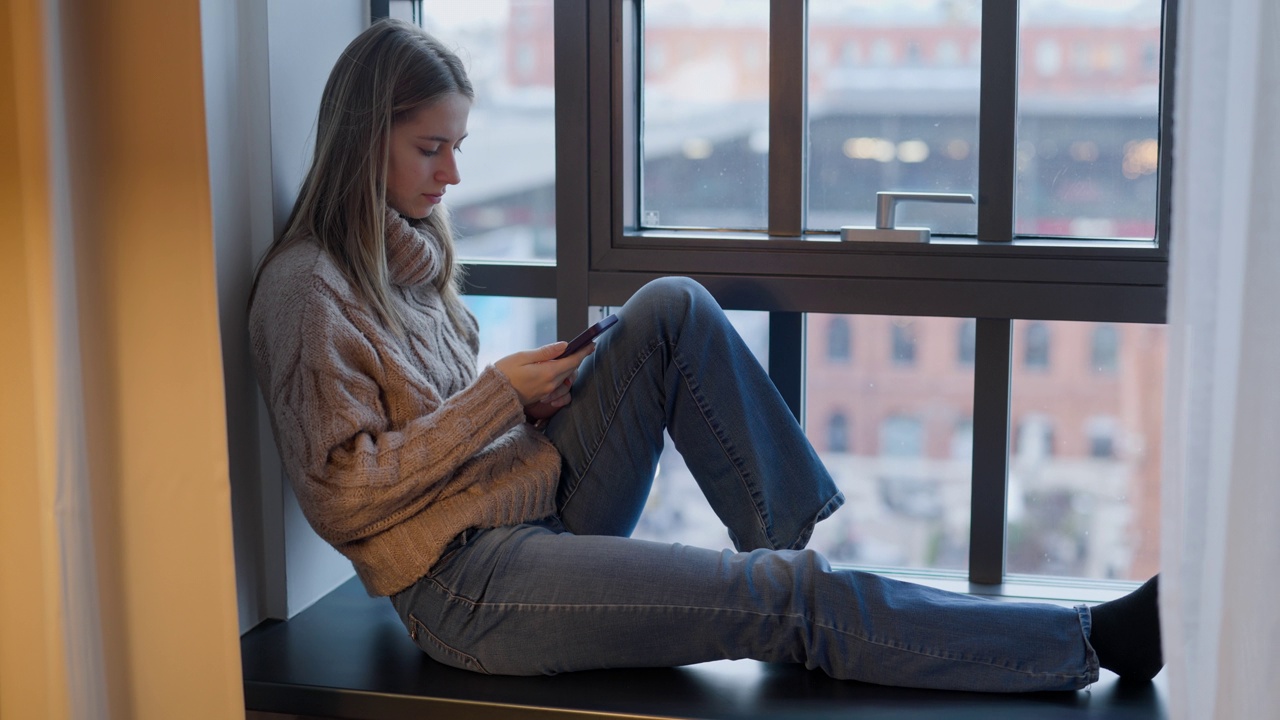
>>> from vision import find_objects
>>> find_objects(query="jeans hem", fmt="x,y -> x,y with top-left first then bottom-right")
1075,603 -> 1102,685
786,490 -> 846,551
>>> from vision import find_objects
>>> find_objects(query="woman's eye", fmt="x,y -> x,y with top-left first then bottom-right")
420,147 -> 439,157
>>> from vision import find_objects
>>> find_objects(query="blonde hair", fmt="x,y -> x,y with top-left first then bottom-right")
251,19 -> 473,335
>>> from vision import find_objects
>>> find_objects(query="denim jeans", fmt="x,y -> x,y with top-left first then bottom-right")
391,277 -> 1100,692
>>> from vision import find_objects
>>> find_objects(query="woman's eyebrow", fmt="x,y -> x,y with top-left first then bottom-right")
415,133 -> 468,142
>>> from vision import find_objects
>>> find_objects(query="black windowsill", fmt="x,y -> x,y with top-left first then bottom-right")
241,577 -> 1167,720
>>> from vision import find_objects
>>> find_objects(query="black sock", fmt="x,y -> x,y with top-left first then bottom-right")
1089,575 -> 1163,681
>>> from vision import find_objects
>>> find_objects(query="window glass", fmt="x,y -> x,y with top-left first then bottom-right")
891,319 -> 917,367
641,0 -> 770,230
1015,1 -> 1163,239
632,311 -> 770,549
1091,323 -> 1120,373
1024,321 -> 1051,370
808,0 -> 981,235
463,295 -> 558,368
957,318 -> 976,366
827,316 -> 852,362
423,1 -> 557,262
1008,320 -> 1165,581
805,315 -> 976,572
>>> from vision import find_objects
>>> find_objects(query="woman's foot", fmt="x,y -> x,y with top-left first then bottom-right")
1089,575 -> 1163,681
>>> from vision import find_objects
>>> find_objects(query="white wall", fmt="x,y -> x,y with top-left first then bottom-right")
202,0 -> 369,631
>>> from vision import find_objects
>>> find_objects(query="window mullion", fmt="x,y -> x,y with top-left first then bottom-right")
768,0 -> 806,237
977,0 -> 1019,243
767,1 -> 808,433
969,318 -> 1013,584
768,313 -> 805,423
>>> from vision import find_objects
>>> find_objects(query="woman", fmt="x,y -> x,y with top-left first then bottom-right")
249,19 -> 1161,690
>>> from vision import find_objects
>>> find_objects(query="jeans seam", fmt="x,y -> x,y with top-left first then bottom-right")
422,589 -> 1088,682
669,344 -> 775,549
558,338 -> 664,514
407,611 -> 491,674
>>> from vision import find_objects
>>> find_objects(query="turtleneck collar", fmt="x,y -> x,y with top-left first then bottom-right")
384,206 -> 442,287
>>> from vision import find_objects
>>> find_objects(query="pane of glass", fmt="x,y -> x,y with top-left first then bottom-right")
808,1 -> 982,235
423,1 -> 557,261
1015,1 -> 1163,239
463,295 -> 557,368
641,0 -> 770,230
1007,320 -> 1165,581
804,315 -> 975,572
632,311 -> 770,549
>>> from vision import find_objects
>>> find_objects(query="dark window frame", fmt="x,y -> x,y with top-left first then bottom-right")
383,0 -> 1178,588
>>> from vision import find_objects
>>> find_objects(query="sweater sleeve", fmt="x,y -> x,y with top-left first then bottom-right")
263,277 -> 527,546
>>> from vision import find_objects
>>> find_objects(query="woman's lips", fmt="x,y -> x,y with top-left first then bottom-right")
424,193 -> 443,204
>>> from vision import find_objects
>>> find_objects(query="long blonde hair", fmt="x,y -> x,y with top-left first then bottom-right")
250,19 -> 473,335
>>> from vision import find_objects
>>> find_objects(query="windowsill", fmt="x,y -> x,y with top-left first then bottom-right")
242,575 -> 1165,720
860,566 -> 1140,605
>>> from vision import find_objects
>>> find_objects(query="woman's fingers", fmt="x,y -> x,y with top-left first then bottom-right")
496,342 -> 594,406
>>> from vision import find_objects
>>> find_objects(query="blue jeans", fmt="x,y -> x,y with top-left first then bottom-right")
391,277 -> 1100,692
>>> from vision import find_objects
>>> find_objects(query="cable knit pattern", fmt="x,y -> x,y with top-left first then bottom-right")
384,207 -> 440,287
250,218 -> 561,596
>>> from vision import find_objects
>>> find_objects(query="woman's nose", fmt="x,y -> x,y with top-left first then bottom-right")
437,154 -> 461,185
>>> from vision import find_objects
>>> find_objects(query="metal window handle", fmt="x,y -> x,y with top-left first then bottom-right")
876,192 -> 975,230
842,191 -> 976,243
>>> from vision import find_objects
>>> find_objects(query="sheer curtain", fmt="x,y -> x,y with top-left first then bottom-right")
1162,0 -> 1280,717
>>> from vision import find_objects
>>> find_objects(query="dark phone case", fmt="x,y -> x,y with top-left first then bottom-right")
557,314 -> 618,358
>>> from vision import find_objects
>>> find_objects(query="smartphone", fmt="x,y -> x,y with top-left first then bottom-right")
556,314 -> 618,359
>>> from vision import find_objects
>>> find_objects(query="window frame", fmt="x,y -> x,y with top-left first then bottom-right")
389,0 -> 1177,589
557,0 -> 1176,586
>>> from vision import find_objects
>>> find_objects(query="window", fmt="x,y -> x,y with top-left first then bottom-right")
881,415 -> 925,457
1024,321 -> 1051,370
958,318 -> 976,366
891,320 -> 917,367
1017,3 -> 1163,238
1007,321 -> 1165,580
828,412 -> 850,453
951,418 -> 974,460
1092,323 -> 1120,373
1014,414 -> 1055,459
641,0 -> 769,230
464,0 -> 1178,588
826,316 -> 852,362
419,1 -> 557,263
805,314 -> 975,572
1087,416 -> 1119,459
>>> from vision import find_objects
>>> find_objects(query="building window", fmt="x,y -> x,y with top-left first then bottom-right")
880,415 -> 924,457
892,319 -> 917,367
1025,321 -> 1051,370
828,411 -> 850,453
1015,414 -> 1055,460
1087,416 -> 1118,459
958,318 -> 976,366
827,316 -> 852,363
951,418 -> 974,460
1091,323 -> 1119,373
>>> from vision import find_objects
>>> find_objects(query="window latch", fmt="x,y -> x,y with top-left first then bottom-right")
841,191 -> 975,243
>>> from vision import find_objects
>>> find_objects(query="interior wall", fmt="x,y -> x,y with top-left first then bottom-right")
201,0 -> 288,633
267,0 -> 369,620
206,0 -> 369,631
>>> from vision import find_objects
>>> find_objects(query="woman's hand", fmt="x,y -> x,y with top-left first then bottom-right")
524,376 -> 573,421
494,341 -> 594,408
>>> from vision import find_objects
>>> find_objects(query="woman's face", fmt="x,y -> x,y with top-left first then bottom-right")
386,93 -> 471,219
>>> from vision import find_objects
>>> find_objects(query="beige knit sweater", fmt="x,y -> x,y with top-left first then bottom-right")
249,210 -> 561,596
